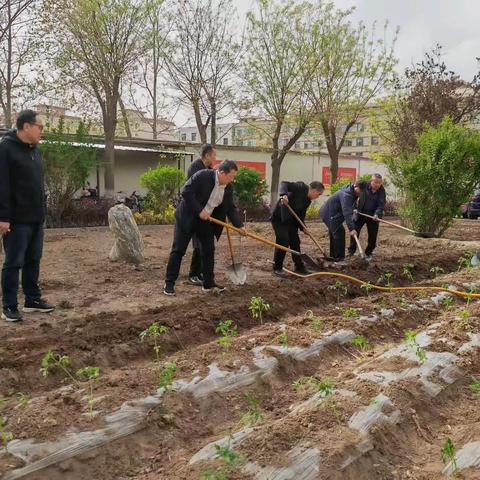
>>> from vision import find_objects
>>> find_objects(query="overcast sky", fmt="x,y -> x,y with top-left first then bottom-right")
179,0 -> 480,126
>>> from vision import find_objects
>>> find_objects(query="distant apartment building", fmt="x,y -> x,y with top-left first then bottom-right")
177,123 -> 235,146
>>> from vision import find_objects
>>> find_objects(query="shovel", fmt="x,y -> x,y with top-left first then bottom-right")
225,222 -> 247,285
283,202 -> 334,261
352,232 -> 366,260
207,216 -> 323,270
358,212 -> 435,238
471,251 -> 480,267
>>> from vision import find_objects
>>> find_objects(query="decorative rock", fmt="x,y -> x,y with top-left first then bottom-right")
108,204 -> 145,265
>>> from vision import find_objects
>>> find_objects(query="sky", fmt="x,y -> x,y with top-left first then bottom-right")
178,0 -> 480,126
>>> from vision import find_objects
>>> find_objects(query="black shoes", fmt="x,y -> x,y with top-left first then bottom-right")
23,299 -> 55,313
273,269 -> 287,278
163,283 -> 175,296
202,283 -> 226,293
188,275 -> 203,286
294,264 -> 309,275
2,307 -> 23,322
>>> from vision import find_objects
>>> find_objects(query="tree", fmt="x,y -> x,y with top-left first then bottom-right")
163,0 -> 241,144
0,0 -> 35,44
41,120 -> 98,227
374,45 -> 480,155
309,4 -> 397,183
242,0 -> 321,205
42,0 -> 148,197
385,117 -> 480,236
233,167 -> 268,210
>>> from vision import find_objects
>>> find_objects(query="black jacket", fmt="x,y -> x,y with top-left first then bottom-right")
176,169 -> 243,239
0,130 -> 46,223
187,158 -> 211,178
357,184 -> 386,217
320,183 -> 357,232
271,181 -> 311,228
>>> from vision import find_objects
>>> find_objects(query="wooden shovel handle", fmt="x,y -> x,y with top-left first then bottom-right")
353,233 -> 365,257
208,216 -> 301,255
225,223 -> 235,260
358,212 -> 416,234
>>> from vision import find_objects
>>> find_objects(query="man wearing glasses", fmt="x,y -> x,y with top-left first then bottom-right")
0,109 -> 54,322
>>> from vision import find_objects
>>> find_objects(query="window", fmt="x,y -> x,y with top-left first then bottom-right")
181,133 -> 186,141
371,136 -> 379,146
191,132 -> 196,141
223,137 -> 229,145
345,139 -> 352,147
356,123 -> 365,132
356,137 -> 364,147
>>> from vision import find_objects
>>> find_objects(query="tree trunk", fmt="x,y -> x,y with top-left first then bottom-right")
210,100 -> 216,145
103,133 -> 115,198
270,153 -> 281,206
192,97 -> 207,143
118,97 -> 132,139
321,120 -> 340,184
4,0 -> 13,128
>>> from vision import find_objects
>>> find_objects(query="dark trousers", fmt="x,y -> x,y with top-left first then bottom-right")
188,234 -> 203,278
165,218 -> 215,288
272,221 -> 304,270
2,223 -> 44,309
348,214 -> 379,256
328,223 -> 346,261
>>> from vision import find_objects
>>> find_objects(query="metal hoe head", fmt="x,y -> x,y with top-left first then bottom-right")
227,262 -> 247,285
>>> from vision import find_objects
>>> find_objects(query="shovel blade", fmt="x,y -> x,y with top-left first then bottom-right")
227,263 -> 247,285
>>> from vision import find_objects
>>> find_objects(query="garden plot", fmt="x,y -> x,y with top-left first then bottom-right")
1,219 -> 480,480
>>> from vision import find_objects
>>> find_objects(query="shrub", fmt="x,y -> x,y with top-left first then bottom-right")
48,198 -> 115,228
385,117 -> 480,236
330,178 -> 351,195
383,199 -> 398,216
305,204 -> 320,220
134,204 -> 176,225
233,167 -> 269,210
139,166 -> 186,214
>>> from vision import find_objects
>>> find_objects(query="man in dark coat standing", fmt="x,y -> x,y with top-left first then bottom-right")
186,144 -> 216,286
348,173 -> 386,261
320,180 -> 368,264
271,180 -> 325,276
164,160 -> 244,296
0,110 -> 55,322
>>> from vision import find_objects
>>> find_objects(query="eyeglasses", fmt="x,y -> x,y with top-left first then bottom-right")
30,122 -> 44,132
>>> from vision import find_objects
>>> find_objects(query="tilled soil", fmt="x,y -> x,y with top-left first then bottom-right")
1,218 -> 480,480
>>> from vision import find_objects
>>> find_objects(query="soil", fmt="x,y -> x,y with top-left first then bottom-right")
1,218 -> 480,479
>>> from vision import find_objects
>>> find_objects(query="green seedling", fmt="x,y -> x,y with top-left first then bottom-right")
360,282 -> 374,296
16,392 -> 29,409
377,272 -> 394,287
139,322 -> 169,362
274,331 -> 289,347
215,320 -> 238,352
159,362 -> 177,390
405,329 -> 427,364
458,253 -> 472,271
351,335 -> 372,351
328,281 -> 348,303
458,309 -> 471,320
399,295 -> 410,308
441,438 -> 458,474
402,263 -> 415,281
40,350 -> 77,383
199,471 -> 227,480
430,266 -> 444,278
470,379 -> 480,392
249,296 -> 270,325
293,376 -> 334,396
317,396 -> 342,424
77,366 -> 100,417
239,393 -> 263,427
442,296 -> 454,311
341,307 -> 359,318
304,310 -> 323,332
0,417 -> 13,450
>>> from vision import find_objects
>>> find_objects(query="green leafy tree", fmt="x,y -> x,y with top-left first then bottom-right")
385,117 -> 480,236
233,167 -> 268,210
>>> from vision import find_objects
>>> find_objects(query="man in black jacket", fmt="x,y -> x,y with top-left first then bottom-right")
164,160 -> 244,296
187,144 -> 215,286
271,181 -> 324,276
348,173 -> 386,261
320,180 -> 368,264
0,110 -> 55,322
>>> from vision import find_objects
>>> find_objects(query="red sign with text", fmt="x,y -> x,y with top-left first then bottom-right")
322,167 -> 357,186
213,160 -> 266,179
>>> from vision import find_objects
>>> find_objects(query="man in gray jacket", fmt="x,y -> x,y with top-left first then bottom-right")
320,180 -> 368,263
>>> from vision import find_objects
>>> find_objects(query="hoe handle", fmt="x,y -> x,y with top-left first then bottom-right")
358,212 -> 416,234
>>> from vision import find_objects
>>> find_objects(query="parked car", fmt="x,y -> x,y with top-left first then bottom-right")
462,189 -> 480,219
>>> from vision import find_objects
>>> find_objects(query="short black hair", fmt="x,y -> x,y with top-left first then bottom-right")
16,109 -> 38,130
218,159 -> 238,174
201,144 -> 215,158
310,181 -> 325,191
373,173 -> 383,179
355,180 -> 369,192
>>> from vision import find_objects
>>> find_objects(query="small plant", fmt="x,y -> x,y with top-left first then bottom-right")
215,320 -> 238,352
351,335 -> 372,351
139,322 -> 169,363
76,366 -> 100,417
0,417 -> 13,450
458,253 -> 472,271
16,393 -> 29,409
274,330 -> 289,347
199,471 -> 227,480
399,295 -> 410,308
40,350 -> 77,383
341,307 -> 359,318
293,376 -> 334,396
360,282 -> 374,296
430,266 -> 444,278
470,379 -> 480,392
328,281 -> 348,303
441,438 -> 458,474
249,296 -> 270,324
377,272 -> 394,287
402,263 -> 415,281
304,310 -> 323,332
159,362 -> 177,390
442,296 -> 454,311
405,330 -> 427,364
239,394 -> 263,427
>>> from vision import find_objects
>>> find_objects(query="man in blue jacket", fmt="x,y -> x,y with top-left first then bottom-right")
348,173 -> 386,261
0,110 -> 55,322
164,160 -> 244,296
186,144 -> 215,286
320,180 -> 368,264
